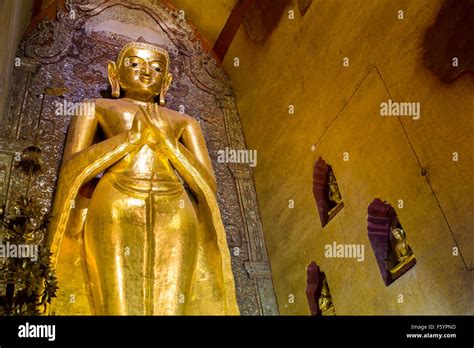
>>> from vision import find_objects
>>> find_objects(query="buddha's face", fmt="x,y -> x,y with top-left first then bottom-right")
116,47 -> 169,99
392,228 -> 405,241
321,281 -> 330,297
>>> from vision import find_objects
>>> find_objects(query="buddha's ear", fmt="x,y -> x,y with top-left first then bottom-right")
159,73 -> 173,106
107,61 -> 120,98
163,72 -> 173,94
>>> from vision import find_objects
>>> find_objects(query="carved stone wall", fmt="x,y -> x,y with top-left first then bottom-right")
0,0 -> 278,315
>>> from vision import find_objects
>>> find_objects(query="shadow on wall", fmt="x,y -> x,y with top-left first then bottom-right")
423,0 -> 474,83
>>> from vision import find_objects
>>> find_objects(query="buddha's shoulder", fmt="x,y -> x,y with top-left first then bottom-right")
161,107 -> 200,127
83,99 -> 200,126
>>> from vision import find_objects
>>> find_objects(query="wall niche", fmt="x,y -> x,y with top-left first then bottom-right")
305,261 -> 335,316
367,199 -> 416,286
312,157 -> 344,227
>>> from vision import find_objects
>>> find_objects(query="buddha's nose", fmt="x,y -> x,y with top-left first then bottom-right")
142,62 -> 151,76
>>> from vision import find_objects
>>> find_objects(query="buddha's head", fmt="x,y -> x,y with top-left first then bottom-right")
108,41 -> 173,104
320,278 -> 330,297
318,277 -> 332,311
392,227 -> 406,241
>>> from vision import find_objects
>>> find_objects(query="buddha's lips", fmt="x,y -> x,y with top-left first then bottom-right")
139,76 -> 153,84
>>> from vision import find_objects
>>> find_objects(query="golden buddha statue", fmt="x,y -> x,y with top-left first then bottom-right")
389,227 -> 415,277
46,41 -> 239,315
391,228 -> 411,262
328,171 -> 342,205
318,276 -> 335,316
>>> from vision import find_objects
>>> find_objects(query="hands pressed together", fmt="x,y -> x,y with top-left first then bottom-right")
129,102 -> 178,153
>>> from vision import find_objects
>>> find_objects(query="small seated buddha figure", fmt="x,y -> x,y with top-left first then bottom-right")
389,227 -> 416,277
327,170 -> 343,220
328,171 -> 342,205
318,275 -> 335,316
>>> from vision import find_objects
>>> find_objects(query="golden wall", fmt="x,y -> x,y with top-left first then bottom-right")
221,0 -> 474,314
167,0 -> 237,45
0,0 -> 32,119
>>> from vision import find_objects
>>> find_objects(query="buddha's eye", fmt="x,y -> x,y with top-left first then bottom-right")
131,62 -> 138,68
155,67 -> 162,72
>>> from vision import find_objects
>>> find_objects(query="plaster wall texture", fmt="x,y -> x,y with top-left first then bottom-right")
168,0 -> 238,45
222,0 -> 474,314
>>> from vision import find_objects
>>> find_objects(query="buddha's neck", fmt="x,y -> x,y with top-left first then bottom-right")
122,92 -> 155,104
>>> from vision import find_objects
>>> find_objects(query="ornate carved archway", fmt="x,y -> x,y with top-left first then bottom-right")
0,0 -> 278,315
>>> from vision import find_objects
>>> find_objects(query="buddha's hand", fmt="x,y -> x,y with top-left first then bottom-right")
139,103 -> 178,152
129,109 -> 146,145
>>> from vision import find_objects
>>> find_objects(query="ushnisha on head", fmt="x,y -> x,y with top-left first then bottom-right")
107,41 -> 173,105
